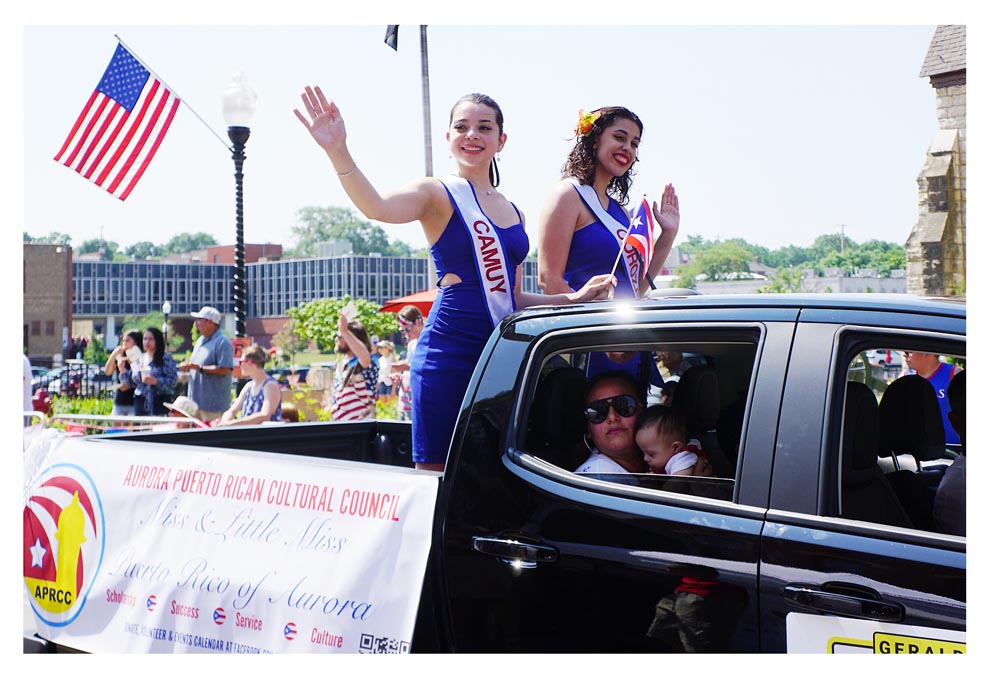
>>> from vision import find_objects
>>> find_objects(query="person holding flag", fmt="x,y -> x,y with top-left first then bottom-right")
295,86 -> 614,471
537,106 -> 681,299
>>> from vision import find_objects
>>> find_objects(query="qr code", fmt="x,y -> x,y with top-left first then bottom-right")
359,633 -> 410,654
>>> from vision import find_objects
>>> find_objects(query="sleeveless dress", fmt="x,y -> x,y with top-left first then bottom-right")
563,190 -> 637,298
241,376 -> 282,422
410,189 -> 529,464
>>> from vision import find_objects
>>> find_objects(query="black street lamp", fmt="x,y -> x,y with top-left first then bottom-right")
221,72 -> 258,340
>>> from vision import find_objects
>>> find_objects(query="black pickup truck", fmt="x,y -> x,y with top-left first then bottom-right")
26,293 -> 966,653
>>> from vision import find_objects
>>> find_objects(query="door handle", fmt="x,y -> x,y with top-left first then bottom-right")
783,584 -> 904,622
471,535 -> 558,569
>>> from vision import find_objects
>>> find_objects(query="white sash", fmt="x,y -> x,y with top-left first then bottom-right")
440,176 -> 514,329
567,178 -> 640,295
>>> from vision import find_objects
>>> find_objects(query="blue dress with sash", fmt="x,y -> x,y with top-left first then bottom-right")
410,185 -> 529,465
563,189 -> 637,298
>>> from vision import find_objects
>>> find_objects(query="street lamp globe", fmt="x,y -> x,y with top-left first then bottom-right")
162,300 -> 171,343
222,71 -> 258,128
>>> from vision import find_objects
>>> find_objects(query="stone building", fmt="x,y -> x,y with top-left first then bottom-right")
907,25 -> 966,297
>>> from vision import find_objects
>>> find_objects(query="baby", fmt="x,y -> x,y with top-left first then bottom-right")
634,405 -> 705,475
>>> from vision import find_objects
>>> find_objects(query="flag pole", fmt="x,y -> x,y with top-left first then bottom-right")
114,34 -> 231,152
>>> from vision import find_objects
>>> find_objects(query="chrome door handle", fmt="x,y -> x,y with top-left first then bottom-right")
471,536 -> 558,569
784,584 -> 904,622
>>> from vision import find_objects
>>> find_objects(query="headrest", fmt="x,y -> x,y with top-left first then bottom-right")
672,365 -> 720,431
878,374 -> 945,461
843,381 -> 879,472
528,367 -> 587,449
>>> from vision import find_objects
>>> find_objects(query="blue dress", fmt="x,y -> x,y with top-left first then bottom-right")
411,195 -> 529,465
564,192 -> 637,298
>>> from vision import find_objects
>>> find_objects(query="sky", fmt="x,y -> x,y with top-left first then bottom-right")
12,15 -> 959,257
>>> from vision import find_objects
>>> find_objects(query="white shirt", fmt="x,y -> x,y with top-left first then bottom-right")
377,355 -> 393,385
23,355 -> 33,413
575,451 -> 630,474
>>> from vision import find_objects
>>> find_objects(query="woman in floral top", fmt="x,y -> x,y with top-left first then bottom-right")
134,326 -> 177,416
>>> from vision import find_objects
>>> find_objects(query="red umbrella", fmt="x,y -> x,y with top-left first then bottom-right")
379,288 -> 437,315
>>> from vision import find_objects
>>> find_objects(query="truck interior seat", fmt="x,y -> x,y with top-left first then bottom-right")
877,374 -> 947,531
527,366 -> 589,471
841,381 -> 913,528
672,365 -> 734,478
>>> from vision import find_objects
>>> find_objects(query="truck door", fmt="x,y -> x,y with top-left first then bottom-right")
431,311 -> 796,652
759,316 -> 966,653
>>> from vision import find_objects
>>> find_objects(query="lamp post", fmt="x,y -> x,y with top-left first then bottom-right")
161,300 -> 171,345
221,71 -> 258,340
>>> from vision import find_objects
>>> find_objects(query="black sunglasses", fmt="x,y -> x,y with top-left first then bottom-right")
584,394 -> 640,424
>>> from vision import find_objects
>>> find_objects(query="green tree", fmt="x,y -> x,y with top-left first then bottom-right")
83,334 -> 109,365
77,238 -> 120,261
759,267 -> 805,293
287,297 -> 398,352
272,318 -> 308,365
161,232 -> 218,256
674,240 -> 752,288
24,231 -> 73,245
288,206 -> 415,257
126,241 -> 162,260
120,312 -> 186,354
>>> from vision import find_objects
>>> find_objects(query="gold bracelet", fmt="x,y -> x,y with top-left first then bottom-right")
336,163 -> 358,177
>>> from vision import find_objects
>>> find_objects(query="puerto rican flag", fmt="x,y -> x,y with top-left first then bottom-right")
284,622 -> 297,640
213,607 -> 226,625
146,595 -> 157,611
626,197 -> 655,267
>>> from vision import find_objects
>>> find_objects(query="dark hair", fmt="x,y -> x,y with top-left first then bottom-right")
450,93 -> 504,188
117,330 -> 143,372
585,369 -> 645,406
561,106 -> 644,206
145,326 -> 166,366
398,305 -> 423,323
347,320 -> 372,353
636,404 -> 687,442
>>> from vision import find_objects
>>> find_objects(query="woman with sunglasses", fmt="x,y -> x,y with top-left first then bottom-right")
577,370 -> 713,476
214,344 -> 282,426
537,106 -> 681,299
577,370 -> 650,473
296,86 -> 614,471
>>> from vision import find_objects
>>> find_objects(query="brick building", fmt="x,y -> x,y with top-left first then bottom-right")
23,243 -> 73,365
907,25 -> 966,297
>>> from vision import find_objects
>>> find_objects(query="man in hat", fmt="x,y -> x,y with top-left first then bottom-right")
179,306 -> 234,422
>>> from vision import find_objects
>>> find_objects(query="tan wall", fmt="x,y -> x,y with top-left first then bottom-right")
23,244 -> 73,365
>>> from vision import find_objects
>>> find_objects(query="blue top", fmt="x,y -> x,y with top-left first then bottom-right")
188,330 -> 235,412
241,376 -> 282,422
564,189 -> 636,298
410,195 -> 529,464
134,352 -> 178,413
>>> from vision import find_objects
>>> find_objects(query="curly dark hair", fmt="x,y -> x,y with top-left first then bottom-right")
449,93 -> 505,187
561,106 -> 644,206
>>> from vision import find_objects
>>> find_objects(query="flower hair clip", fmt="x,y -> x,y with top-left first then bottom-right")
574,109 -> 601,137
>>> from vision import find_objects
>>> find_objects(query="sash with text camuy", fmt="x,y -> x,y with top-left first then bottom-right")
23,435 -> 439,653
567,178 -> 640,296
441,175 -> 515,329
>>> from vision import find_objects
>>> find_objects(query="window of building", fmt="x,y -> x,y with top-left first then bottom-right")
45,321 -> 55,336
31,321 -> 41,336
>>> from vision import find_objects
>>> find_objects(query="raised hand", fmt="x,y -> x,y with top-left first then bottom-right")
293,85 -> 347,155
652,183 -> 680,241
571,274 -> 617,303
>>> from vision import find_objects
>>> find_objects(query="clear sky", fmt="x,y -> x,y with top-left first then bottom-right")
15,17 -> 951,256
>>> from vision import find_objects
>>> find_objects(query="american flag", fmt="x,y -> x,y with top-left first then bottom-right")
625,197 -> 655,265
54,43 -> 180,201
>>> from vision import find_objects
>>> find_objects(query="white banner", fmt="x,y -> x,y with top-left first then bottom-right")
786,612 -> 965,654
23,434 -> 439,653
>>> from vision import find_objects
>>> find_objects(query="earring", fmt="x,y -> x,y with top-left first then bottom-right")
583,434 -> 596,453
496,153 -> 501,162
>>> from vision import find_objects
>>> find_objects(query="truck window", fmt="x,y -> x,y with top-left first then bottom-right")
835,341 -> 965,535
523,337 -> 759,503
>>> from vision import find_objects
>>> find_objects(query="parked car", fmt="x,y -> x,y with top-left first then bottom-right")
45,360 -> 115,397
267,365 -> 310,386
